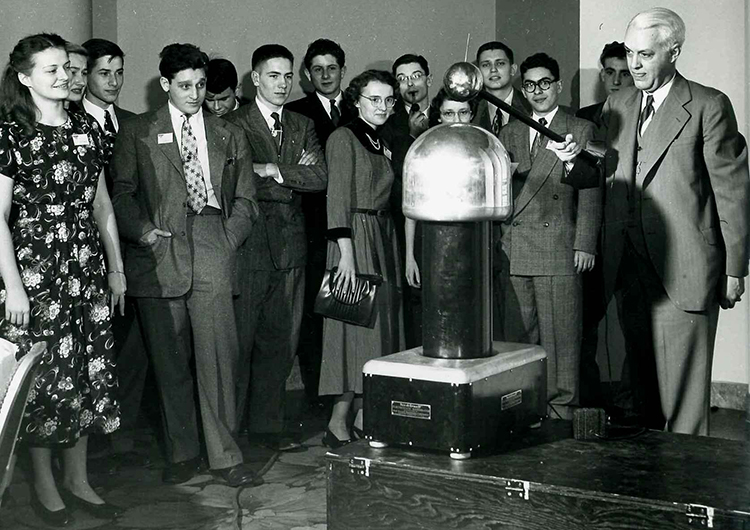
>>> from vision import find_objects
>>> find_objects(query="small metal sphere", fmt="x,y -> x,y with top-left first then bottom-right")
443,62 -> 483,102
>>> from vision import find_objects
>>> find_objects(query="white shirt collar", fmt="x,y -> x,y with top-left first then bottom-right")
530,106 -> 559,145
642,74 -> 675,113
490,88 -> 517,124
256,96 -> 283,130
315,91 -> 343,119
83,97 -> 117,131
405,100 -> 429,117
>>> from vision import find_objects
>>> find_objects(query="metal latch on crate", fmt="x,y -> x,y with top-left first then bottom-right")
349,457 -> 371,477
504,479 -> 530,500
686,504 -> 714,528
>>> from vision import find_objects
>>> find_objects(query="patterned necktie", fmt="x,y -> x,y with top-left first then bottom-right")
491,109 -> 504,136
530,117 -> 547,160
103,109 -> 116,134
271,111 -> 283,151
330,99 -> 341,127
181,114 -> 208,214
638,94 -> 655,136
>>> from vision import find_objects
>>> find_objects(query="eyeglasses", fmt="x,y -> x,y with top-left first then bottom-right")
396,72 -> 425,84
440,109 -> 472,120
522,78 -> 557,93
359,94 -> 396,108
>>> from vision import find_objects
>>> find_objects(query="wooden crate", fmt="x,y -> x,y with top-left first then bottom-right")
326,421 -> 750,529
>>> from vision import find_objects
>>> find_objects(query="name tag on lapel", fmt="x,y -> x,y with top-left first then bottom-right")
158,133 -> 174,144
72,134 -> 90,146
383,146 -> 392,160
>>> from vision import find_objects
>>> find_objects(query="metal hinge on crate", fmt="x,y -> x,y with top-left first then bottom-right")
504,479 -> 530,500
349,457 -> 371,477
686,504 -> 714,528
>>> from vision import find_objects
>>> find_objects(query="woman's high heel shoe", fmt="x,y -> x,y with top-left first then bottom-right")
59,489 -> 121,520
30,490 -> 73,527
322,428 -> 353,449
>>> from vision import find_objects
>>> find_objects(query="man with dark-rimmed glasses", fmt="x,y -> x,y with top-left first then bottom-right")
495,52 -> 602,421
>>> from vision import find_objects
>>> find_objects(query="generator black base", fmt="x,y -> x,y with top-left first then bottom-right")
362,342 -> 547,458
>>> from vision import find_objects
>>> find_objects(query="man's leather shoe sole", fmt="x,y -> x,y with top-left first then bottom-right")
211,464 -> 264,488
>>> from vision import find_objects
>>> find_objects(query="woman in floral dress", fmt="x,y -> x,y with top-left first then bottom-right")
0,33 -> 124,525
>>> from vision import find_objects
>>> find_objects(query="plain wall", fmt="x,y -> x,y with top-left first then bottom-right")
579,0 -> 749,385
495,0 -> 581,109
0,0 -> 92,66
102,0 -> 495,114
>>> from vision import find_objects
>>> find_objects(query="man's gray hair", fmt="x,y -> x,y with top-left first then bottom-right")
628,7 -> 686,50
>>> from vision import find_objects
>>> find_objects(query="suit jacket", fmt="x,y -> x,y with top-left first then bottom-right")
575,101 -> 604,128
498,108 -> 602,276
111,104 -> 259,297
225,101 -> 327,270
285,92 -> 356,150
600,73 -> 750,311
473,89 -> 531,134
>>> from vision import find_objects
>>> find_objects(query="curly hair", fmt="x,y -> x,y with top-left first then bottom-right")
343,70 -> 398,110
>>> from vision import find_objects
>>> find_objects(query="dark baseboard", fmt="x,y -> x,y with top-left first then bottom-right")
711,381 -> 748,411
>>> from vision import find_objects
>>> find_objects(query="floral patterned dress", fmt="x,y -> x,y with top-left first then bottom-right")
0,111 -> 120,446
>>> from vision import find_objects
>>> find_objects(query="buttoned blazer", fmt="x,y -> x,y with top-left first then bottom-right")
286,92 -> 356,149
473,90 -> 531,133
600,73 -> 750,311
498,108 -> 602,276
111,104 -> 259,297
225,101 -> 327,270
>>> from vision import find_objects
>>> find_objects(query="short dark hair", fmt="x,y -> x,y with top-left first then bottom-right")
476,41 -> 515,65
392,54 -> 429,76
520,52 -> 560,80
159,43 -> 209,81
343,70 -> 398,109
206,58 -> 238,94
81,38 -> 124,72
428,87 -> 479,127
599,41 -> 626,66
303,38 -> 345,71
251,44 -> 294,71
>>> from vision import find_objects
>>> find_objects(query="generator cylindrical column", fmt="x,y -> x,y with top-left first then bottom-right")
421,221 -> 492,359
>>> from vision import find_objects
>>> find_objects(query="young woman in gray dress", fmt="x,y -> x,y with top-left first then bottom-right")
318,70 -> 404,447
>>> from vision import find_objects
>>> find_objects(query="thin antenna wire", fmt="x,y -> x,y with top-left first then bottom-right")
464,33 -> 471,62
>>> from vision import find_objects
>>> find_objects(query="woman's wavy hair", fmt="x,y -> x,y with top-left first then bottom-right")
0,33 -> 67,137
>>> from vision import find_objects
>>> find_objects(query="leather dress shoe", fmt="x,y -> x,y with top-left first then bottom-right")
211,464 -> 264,488
30,491 -> 73,527
162,457 -> 205,484
60,489 -> 121,519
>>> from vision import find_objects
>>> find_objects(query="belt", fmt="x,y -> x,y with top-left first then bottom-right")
351,208 -> 389,217
188,206 -> 222,216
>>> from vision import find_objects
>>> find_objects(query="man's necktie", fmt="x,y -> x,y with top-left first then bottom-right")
638,94 -> 655,137
103,109 -> 116,135
530,117 -> 547,160
181,114 -> 208,214
491,110 -> 505,136
330,99 -> 341,127
271,111 -> 283,151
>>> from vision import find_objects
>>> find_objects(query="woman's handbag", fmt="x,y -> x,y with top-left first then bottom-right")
314,268 -> 383,328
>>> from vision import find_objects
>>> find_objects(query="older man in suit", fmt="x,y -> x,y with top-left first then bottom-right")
112,43 -> 260,486
225,44 -> 327,453
498,53 -> 601,420
601,8 -> 749,435
286,39 -> 354,406
473,41 -> 531,136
